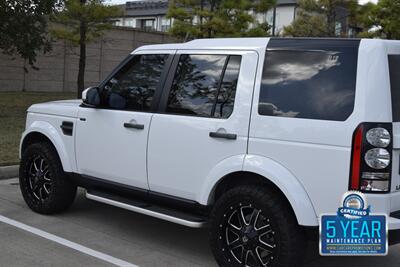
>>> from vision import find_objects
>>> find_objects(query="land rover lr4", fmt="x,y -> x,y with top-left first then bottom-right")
19,38 -> 400,267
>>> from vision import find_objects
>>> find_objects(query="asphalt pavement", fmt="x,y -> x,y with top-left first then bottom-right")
0,178 -> 400,267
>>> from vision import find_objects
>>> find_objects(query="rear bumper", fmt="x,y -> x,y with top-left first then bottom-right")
388,214 -> 400,230
387,211 -> 400,245
389,229 -> 400,245
367,192 -> 400,231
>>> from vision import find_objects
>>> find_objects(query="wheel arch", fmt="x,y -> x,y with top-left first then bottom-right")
20,122 -> 73,172
202,155 -> 318,227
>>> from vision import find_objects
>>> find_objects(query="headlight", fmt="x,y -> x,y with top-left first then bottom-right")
364,148 -> 390,169
366,128 -> 391,147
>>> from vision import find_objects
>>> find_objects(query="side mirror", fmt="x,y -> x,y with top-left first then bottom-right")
82,87 -> 100,107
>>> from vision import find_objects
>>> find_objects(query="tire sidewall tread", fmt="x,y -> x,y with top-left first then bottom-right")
209,185 -> 306,267
19,142 -> 77,214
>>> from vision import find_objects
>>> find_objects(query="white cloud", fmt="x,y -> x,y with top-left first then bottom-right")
106,0 -> 127,5
264,54 -> 340,85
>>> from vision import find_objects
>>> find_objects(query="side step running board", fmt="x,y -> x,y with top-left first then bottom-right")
86,191 -> 207,228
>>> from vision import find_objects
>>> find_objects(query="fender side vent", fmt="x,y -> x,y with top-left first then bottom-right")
60,121 -> 73,136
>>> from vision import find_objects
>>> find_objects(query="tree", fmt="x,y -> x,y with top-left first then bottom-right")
51,0 -> 121,98
283,0 -> 358,37
358,0 -> 400,40
167,0 -> 276,39
0,0 -> 59,69
282,9 -> 328,37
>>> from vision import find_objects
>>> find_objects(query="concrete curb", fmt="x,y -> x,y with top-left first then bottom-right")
0,165 -> 19,180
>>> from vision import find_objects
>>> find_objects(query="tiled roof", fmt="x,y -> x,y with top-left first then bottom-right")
121,0 -> 297,16
126,0 -> 169,10
276,0 -> 297,5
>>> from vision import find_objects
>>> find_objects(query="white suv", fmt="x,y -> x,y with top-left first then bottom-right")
19,38 -> 400,267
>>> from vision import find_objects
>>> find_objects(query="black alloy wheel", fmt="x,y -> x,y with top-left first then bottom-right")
210,185 -> 306,267
221,203 -> 276,266
20,142 -> 77,214
27,154 -> 53,201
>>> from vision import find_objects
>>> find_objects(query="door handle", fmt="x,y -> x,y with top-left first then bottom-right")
124,122 -> 144,130
209,131 -> 237,140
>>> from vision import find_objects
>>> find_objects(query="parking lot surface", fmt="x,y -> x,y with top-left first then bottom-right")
0,178 -> 400,267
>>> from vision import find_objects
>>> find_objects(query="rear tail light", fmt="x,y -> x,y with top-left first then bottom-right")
349,123 -> 393,193
364,148 -> 391,169
366,127 -> 391,147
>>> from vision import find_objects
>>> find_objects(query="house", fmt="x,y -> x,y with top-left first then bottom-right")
263,0 -> 297,35
114,1 -> 172,32
113,0 -> 298,35
113,0 -> 358,37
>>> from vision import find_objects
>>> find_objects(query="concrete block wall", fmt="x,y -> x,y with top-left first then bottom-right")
0,27 -> 178,92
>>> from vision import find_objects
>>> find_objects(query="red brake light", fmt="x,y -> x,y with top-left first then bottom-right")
350,125 -> 363,190
349,123 -> 393,193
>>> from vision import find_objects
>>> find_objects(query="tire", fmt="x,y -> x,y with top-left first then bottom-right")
209,185 -> 306,267
19,142 -> 77,214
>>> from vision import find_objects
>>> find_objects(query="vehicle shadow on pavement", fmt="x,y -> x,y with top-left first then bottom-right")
64,190 -> 217,266
68,191 -> 400,267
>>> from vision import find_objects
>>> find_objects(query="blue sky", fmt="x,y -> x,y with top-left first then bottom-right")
107,0 -> 378,5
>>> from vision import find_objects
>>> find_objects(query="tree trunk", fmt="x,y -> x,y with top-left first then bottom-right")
200,0 -> 204,34
327,0 -> 337,37
208,0 -> 216,38
77,0 -> 87,99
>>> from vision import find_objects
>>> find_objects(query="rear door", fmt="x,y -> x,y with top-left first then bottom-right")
147,50 -> 258,201
389,54 -> 400,197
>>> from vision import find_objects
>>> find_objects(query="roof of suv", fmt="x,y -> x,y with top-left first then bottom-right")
135,38 -> 271,52
134,37 -> 400,53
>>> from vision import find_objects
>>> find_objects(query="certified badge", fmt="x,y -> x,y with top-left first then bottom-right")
320,191 -> 387,256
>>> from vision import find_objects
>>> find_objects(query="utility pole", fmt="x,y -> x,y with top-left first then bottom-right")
272,7 -> 276,36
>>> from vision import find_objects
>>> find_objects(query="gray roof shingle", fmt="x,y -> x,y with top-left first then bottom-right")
121,0 -> 297,17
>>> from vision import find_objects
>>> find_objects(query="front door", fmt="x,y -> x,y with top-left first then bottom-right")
75,52 -> 172,189
147,50 -> 258,201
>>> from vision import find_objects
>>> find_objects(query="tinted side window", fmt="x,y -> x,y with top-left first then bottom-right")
259,49 -> 358,121
389,55 -> 400,122
166,54 -> 227,117
214,56 -> 241,118
103,54 -> 168,111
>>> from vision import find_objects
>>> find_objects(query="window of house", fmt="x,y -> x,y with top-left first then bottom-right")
103,54 -> 168,111
142,19 -> 155,31
114,19 -> 123,26
124,18 -> 135,27
161,17 -> 171,32
166,54 -> 241,118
